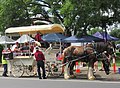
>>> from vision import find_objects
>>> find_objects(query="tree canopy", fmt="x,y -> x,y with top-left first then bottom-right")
0,0 -> 120,36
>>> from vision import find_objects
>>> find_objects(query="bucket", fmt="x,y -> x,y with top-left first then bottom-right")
118,68 -> 120,74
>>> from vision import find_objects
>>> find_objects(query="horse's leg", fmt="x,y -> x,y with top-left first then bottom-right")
101,53 -> 110,75
64,63 -> 70,79
102,59 -> 110,75
62,56 -> 71,79
69,61 -> 76,78
87,58 -> 95,80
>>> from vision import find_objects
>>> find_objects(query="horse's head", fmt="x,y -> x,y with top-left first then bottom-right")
95,42 -> 115,57
102,42 -> 116,75
106,42 -> 116,58
95,42 -> 116,75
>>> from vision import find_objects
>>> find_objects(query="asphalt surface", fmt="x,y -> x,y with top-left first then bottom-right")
0,65 -> 120,81
0,77 -> 120,88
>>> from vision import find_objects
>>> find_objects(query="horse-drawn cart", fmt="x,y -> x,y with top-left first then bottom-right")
5,24 -> 65,78
6,53 -> 36,77
8,56 -> 34,77
6,51 -> 63,78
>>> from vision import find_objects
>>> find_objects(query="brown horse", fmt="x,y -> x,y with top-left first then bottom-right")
62,42 -> 115,80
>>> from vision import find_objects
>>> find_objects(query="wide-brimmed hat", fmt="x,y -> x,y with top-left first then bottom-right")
34,41 -> 41,46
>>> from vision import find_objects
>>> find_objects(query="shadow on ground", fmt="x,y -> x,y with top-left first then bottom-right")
15,72 -> 120,82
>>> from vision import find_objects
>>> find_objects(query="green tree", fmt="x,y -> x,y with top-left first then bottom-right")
0,0 -> 51,32
0,0 -> 34,32
110,29 -> 120,39
60,0 -> 120,36
0,0 -> 120,36
88,27 -> 103,35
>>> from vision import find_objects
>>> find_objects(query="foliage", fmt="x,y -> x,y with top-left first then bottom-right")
0,0 -> 120,36
59,0 -> 120,35
110,29 -> 120,38
110,28 -> 120,43
0,0 -> 51,32
88,27 -> 103,35
0,0 -> 33,31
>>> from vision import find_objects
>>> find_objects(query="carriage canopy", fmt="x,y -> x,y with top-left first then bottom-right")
5,24 -> 64,35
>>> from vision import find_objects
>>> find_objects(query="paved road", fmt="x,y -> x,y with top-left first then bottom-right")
0,66 -> 120,81
0,76 -> 120,88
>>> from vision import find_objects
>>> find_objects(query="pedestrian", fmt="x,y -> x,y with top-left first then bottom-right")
2,47 -> 12,77
34,46 -> 46,79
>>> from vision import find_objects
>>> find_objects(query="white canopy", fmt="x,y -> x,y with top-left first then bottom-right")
15,34 -> 35,43
0,36 -> 15,44
5,24 -> 64,34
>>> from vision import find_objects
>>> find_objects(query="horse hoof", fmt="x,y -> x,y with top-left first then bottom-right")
106,71 -> 110,75
88,76 -> 95,80
64,74 -> 70,79
64,76 -> 70,79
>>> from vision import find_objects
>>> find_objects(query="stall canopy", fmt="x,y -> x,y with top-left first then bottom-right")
15,34 -> 35,43
62,36 -> 80,43
93,32 -> 119,41
42,33 -> 67,42
79,35 -> 104,42
5,24 -> 64,35
0,36 -> 15,44
63,35 -> 103,43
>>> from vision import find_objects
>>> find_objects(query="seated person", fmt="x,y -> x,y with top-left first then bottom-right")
30,42 -> 36,53
20,42 -> 30,56
11,42 -> 20,52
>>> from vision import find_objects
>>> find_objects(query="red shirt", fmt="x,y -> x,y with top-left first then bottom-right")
34,50 -> 45,61
35,33 -> 42,42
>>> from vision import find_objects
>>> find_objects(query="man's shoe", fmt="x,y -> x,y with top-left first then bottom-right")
39,77 -> 42,79
43,77 -> 47,79
2,75 -> 8,77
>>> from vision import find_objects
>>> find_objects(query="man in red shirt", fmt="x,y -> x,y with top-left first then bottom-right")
34,46 -> 46,79
35,32 -> 43,42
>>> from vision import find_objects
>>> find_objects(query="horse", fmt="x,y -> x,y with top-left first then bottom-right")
61,42 -> 115,80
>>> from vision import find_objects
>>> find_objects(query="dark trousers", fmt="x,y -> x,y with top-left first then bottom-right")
2,64 -> 8,76
37,60 -> 46,79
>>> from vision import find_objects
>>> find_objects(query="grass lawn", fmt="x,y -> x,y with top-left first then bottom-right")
115,51 -> 120,67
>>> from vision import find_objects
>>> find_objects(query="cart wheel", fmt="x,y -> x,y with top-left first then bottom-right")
26,65 -> 35,76
12,61 -> 24,77
44,63 -> 50,77
51,62 -> 63,77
